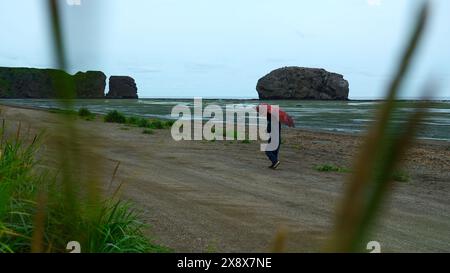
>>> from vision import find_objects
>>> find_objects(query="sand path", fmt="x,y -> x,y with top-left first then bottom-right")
1,105 -> 449,252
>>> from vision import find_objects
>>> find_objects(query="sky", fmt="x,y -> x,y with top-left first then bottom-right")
0,0 -> 449,99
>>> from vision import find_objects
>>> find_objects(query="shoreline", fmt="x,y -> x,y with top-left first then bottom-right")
1,101 -> 449,144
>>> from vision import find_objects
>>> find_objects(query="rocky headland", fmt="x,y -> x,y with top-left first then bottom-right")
0,67 -> 138,99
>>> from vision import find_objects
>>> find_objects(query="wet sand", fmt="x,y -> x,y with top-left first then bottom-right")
1,104 -> 449,252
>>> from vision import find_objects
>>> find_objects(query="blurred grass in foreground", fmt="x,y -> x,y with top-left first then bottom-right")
328,2 -> 432,252
0,0 -> 169,253
271,1 -> 433,253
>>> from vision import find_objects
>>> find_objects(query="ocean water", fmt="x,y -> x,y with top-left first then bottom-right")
1,99 -> 449,141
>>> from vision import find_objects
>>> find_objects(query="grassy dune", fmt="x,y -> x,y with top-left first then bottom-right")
0,122 -> 169,253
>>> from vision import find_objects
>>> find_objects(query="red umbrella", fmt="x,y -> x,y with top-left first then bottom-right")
256,103 -> 295,128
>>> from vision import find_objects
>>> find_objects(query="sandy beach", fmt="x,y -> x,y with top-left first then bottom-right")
1,104 -> 449,253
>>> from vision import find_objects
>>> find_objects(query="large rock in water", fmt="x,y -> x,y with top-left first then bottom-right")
0,67 -> 107,99
256,67 -> 349,100
107,76 -> 138,99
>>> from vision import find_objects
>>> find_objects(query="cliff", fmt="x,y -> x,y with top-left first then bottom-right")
0,67 -> 138,99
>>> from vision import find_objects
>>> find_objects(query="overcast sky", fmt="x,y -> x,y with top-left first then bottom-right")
0,0 -> 449,99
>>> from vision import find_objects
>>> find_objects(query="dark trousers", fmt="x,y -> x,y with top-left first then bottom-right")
265,142 -> 280,165
265,121 -> 281,165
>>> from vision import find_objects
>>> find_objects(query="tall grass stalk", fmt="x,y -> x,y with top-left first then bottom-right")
43,0 -> 109,252
329,2 -> 431,252
5,0 -> 166,253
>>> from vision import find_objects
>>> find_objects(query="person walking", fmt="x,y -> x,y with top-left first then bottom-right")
266,112 -> 281,169
256,103 -> 295,170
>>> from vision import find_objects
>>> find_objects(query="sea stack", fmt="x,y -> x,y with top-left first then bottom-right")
107,76 -> 138,99
73,71 -> 107,99
256,67 -> 349,100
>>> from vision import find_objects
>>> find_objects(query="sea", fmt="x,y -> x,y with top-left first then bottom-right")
1,99 -> 449,141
